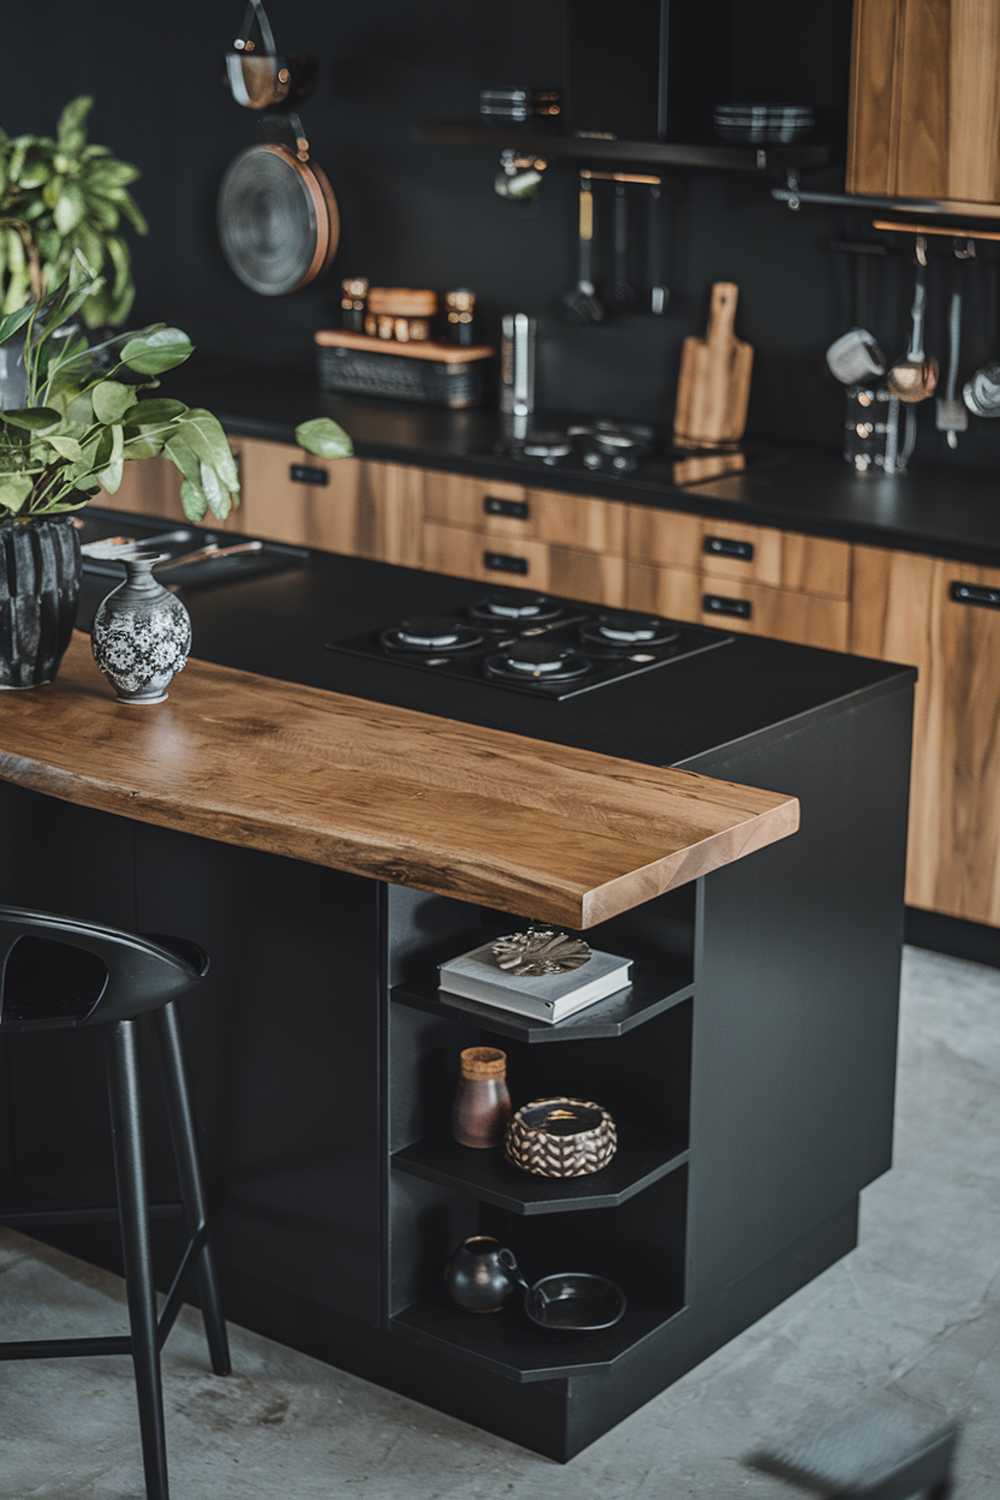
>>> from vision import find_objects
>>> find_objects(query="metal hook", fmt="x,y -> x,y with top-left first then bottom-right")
915,234 -> 928,267
954,236 -> 977,260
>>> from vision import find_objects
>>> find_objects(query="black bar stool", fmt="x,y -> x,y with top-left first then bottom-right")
747,1403 -> 960,1498
0,904 -> 231,1500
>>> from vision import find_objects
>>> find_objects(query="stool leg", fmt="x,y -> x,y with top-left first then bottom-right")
156,1000 -> 231,1376
107,1018 -> 169,1500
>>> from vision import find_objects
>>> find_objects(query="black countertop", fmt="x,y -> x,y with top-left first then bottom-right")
80,510 -> 912,775
171,356 -> 1000,570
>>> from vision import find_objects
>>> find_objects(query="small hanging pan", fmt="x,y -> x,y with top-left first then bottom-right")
219,1 -> 339,296
226,0 -> 317,111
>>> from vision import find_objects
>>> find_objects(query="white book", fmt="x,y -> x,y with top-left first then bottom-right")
438,940 -> 632,1024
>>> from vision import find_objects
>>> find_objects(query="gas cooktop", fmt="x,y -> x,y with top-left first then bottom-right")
481,419 -> 751,483
326,592 -> 731,700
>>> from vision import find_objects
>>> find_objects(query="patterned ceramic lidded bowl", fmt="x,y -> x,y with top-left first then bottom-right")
92,551 -> 192,705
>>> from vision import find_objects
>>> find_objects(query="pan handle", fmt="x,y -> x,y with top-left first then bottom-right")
236,0 -> 278,57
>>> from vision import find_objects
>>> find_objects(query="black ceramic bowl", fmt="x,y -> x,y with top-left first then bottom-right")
524,1272 -> 626,1332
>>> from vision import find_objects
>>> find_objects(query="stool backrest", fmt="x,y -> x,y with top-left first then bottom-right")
0,906 -> 203,1032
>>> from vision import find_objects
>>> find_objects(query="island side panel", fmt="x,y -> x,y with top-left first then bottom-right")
685,680 -> 913,1304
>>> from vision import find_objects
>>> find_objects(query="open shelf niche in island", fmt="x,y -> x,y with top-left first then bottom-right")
384,884 -> 695,1382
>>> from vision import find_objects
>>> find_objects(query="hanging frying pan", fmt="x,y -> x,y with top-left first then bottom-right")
219,1 -> 339,295
218,135 -> 340,296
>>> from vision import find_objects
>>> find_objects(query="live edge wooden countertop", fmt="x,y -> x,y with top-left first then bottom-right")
0,633 -> 799,928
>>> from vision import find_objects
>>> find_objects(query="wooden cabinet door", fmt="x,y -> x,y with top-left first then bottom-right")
629,563 -> 849,649
422,523 -> 625,605
240,439 -> 424,566
627,507 -> 850,597
423,472 -> 625,554
848,0 -> 1000,205
852,546 -> 1000,926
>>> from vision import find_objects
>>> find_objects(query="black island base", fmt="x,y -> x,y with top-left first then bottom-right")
0,527 -> 914,1461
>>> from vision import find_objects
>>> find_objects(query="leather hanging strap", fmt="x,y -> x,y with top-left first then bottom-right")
236,0 -> 278,57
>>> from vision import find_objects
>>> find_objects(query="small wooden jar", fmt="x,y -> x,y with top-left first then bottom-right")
452,1047 -> 511,1149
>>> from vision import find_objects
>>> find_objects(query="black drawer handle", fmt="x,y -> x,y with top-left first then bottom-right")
484,495 -> 529,521
290,463 -> 329,486
703,592 -> 752,621
704,535 -> 754,562
484,550 -> 529,576
950,581 -> 1000,610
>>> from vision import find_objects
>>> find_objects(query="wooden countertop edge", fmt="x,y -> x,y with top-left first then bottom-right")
0,637 -> 803,928
580,797 -> 801,927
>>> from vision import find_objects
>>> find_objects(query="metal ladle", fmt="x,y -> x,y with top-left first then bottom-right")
887,237 -> 939,403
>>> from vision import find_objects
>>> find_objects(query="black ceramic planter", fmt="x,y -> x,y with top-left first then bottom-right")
0,516 -> 81,689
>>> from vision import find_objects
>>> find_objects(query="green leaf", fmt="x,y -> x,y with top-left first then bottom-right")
108,188 -> 148,236
57,96 -> 92,149
84,194 -> 118,231
72,221 -> 104,275
121,326 -> 192,375
2,406 -> 60,432
92,378 -> 137,425
122,431 -> 164,460
0,301 -> 36,346
295,417 -> 353,460
85,159 -> 141,190
199,459 -> 232,520
97,422 -> 124,493
18,156 -> 50,189
164,436 -> 201,487
129,397 -> 186,425
0,475 -> 32,513
105,234 -> 129,296
53,183 -> 85,235
176,409 -> 238,491
43,434 -> 83,461
179,477 -> 208,523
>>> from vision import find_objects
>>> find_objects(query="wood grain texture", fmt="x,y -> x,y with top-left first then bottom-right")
848,0 -> 1000,204
851,545 -> 1000,926
625,509 -> 851,597
422,472 -> 626,554
627,564 -> 849,650
240,439 -> 425,567
673,283 -> 753,446
0,634 -> 798,929
847,0 -> 902,194
421,523 -> 625,605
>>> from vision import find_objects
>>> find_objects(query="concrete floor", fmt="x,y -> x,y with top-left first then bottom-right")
1,944 -> 998,1499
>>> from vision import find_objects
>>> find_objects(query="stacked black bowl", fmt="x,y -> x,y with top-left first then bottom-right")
713,101 -> 815,144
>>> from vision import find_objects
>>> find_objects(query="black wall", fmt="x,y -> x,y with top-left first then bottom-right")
8,1 -> 1000,467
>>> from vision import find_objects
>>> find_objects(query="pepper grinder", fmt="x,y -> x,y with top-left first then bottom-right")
444,288 -> 478,347
340,277 -> 368,333
452,1047 -> 511,1149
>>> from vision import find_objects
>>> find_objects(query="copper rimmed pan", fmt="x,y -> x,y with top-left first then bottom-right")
218,141 -> 340,296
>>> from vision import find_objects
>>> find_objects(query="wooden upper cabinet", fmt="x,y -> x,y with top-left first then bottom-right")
239,438 -> 424,568
852,545 -> 1000,927
848,0 -> 1000,205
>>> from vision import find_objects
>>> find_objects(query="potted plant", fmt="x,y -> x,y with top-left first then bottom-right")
0,266 -> 350,690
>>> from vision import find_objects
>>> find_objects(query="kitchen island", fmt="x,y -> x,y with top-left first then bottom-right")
0,521 -> 914,1459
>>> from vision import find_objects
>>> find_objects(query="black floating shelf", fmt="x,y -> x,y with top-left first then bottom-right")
418,119 -> 832,172
392,1119 -> 688,1215
392,1291 -> 685,1382
391,954 -> 693,1044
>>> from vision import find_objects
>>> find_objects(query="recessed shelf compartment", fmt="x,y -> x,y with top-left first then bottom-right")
391,953 -> 693,1044
418,119 -> 832,172
391,1289 -> 685,1383
392,1120 -> 688,1215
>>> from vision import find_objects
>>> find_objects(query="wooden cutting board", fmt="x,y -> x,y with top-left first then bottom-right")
673,281 -> 754,446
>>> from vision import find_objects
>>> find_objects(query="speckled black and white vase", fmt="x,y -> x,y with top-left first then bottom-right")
92,551 -> 191,704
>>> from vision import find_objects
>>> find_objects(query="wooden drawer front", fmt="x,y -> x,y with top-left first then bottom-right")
627,563 -> 849,650
424,472 -> 625,554
626,508 -> 851,597
422,524 -> 625,605
240,439 -> 424,567
852,545 -> 1000,927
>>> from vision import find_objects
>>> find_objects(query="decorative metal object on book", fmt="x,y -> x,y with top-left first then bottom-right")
491,928 -> 592,978
506,1097 -> 617,1179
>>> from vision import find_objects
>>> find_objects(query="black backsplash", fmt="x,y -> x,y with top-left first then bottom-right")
8,0 -> 1000,469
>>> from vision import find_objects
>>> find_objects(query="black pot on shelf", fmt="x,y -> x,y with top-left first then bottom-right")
444,1235 -> 520,1314
0,515 -> 81,690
